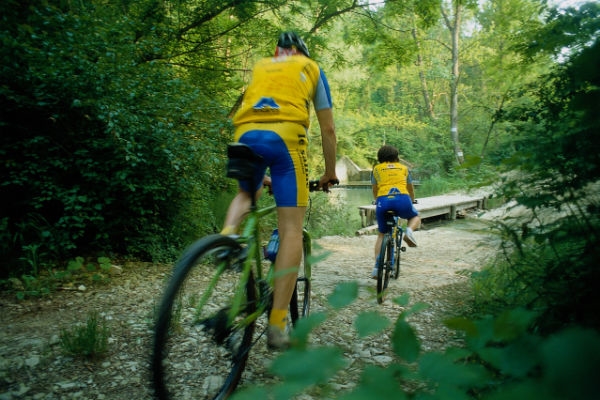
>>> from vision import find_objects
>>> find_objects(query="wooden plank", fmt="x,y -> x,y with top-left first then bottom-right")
357,194 -> 485,227
356,224 -> 378,236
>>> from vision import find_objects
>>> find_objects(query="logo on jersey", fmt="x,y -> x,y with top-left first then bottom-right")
252,97 -> 280,111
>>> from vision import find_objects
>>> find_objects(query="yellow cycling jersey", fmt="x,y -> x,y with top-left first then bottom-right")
233,55 -> 322,128
372,162 -> 410,197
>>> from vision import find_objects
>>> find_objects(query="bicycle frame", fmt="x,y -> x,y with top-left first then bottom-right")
210,142 -> 319,328
228,203 -> 277,327
390,216 -> 399,259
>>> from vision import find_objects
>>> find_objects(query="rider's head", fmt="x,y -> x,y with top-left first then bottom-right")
377,145 -> 400,163
275,31 -> 310,57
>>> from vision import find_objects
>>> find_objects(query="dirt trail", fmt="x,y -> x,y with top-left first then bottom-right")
0,215 -> 500,399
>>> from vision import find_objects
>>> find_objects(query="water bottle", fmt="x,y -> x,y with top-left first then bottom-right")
265,229 -> 279,262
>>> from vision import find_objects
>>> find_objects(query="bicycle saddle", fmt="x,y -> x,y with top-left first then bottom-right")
226,143 -> 264,180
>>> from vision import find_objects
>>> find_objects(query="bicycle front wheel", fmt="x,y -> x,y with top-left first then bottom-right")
376,235 -> 392,304
289,229 -> 312,325
152,234 -> 257,400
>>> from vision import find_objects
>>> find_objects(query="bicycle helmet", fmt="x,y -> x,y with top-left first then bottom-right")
277,31 -> 310,57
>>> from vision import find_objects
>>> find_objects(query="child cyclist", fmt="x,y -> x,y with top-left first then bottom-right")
371,145 -> 421,278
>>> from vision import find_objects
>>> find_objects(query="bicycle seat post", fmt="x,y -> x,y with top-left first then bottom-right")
249,180 -> 258,211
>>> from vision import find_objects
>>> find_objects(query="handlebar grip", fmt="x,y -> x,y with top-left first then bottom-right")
309,180 -> 320,192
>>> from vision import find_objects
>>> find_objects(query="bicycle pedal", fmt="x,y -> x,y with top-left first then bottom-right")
216,246 -> 247,271
198,308 -> 232,345
232,247 -> 248,271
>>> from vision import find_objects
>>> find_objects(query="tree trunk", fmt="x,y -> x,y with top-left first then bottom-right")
480,93 -> 507,159
442,1 -> 464,164
411,22 -> 435,120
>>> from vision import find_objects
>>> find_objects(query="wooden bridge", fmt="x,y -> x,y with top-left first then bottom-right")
357,194 -> 486,235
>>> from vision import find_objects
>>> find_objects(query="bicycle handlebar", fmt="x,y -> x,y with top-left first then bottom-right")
309,179 -> 340,193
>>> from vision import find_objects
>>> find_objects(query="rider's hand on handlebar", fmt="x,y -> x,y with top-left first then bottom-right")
318,175 -> 339,193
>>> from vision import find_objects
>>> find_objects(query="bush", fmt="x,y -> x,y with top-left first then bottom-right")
231,284 -> 600,399
0,2 -> 232,275
59,312 -> 110,359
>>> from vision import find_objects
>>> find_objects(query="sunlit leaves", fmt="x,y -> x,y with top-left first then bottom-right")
354,311 -> 391,337
327,281 -> 359,309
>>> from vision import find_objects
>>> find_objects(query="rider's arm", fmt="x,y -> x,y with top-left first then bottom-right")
407,182 -> 416,202
407,170 -> 416,202
316,107 -> 337,186
313,68 -> 337,190
371,169 -> 378,201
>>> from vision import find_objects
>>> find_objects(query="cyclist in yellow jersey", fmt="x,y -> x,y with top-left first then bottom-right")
221,32 -> 338,349
233,57 -> 322,129
371,145 -> 421,278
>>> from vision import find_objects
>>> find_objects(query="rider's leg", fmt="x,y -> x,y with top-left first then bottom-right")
372,231 -> 385,278
220,187 -> 263,235
268,206 -> 305,343
407,215 -> 421,232
373,232 -> 385,261
403,215 -> 421,247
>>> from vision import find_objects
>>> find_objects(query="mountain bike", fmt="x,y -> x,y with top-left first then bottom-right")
376,211 -> 406,304
151,143 -> 338,400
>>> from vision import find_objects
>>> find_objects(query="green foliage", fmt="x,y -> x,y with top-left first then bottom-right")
473,5 -> 600,333
338,364 -> 410,400
443,310 -> 600,399
520,2 -> 600,60
233,286 -> 430,399
59,311 -> 110,359
327,281 -> 359,309
471,205 -> 600,332
235,285 -> 600,399
354,311 -> 391,338
2,256 -> 114,299
304,191 -> 358,237
0,1 -> 232,274
11,274 -> 52,300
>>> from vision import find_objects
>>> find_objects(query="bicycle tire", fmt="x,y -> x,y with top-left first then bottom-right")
393,229 -> 402,280
376,234 -> 392,304
289,229 -> 312,324
152,234 -> 256,400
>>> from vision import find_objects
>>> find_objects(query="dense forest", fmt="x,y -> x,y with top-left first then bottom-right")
1,0 -> 599,396
2,0 -> 595,264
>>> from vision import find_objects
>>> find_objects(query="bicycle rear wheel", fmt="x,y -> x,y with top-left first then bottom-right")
376,235 -> 392,304
289,229 -> 312,325
393,229 -> 402,280
152,234 -> 257,400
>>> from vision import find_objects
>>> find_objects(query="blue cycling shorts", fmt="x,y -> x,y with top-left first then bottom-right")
375,194 -> 419,233
233,122 -> 309,207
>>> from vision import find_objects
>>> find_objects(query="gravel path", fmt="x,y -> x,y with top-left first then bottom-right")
0,215 -> 499,399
